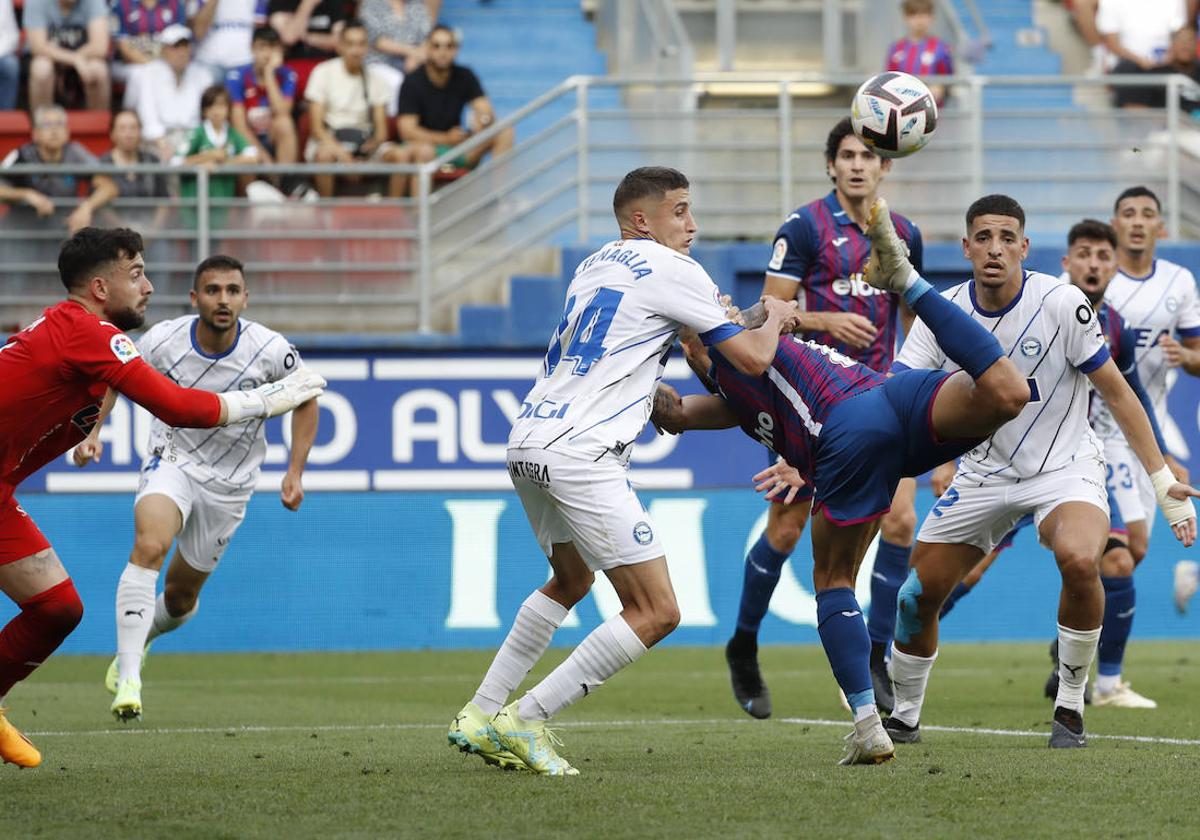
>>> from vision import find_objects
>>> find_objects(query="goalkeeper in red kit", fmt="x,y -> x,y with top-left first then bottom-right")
0,228 -> 325,769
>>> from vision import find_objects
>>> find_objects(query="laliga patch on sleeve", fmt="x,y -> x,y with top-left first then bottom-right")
768,237 -> 787,271
109,333 -> 141,364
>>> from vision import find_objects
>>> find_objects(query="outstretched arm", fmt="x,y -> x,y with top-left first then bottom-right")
1089,359 -> 1199,545
650,383 -> 738,435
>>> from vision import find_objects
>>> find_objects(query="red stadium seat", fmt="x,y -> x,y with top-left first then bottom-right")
66,110 -> 112,156
0,110 -> 32,159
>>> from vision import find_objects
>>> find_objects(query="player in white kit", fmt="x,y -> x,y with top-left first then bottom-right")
881,195 -> 1198,749
1099,188 -> 1200,619
74,256 -> 319,721
447,166 -> 798,775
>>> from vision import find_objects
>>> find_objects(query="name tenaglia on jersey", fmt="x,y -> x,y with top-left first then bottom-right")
576,244 -> 654,279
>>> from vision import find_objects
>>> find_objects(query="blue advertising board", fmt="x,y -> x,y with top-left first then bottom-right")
6,353 -> 1199,653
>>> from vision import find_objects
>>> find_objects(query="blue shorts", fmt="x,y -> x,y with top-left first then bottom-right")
812,369 -> 978,525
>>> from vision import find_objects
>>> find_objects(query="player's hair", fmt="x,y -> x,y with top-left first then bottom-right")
824,117 -> 859,167
58,227 -> 145,291
252,25 -> 280,46
901,0 -> 934,15
200,84 -> 230,113
428,23 -> 456,43
1067,219 -> 1117,250
612,166 -> 689,217
1113,185 -> 1161,214
194,255 -> 246,289
111,108 -> 141,129
965,194 -> 1025,230
341,17 -> 367,36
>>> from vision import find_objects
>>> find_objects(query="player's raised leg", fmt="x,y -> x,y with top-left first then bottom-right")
1039,502 -> 1108,747
450,540 -> 589,772
0,544 -> 84,769
726,495 -> 810,719
110,493 -> 183,721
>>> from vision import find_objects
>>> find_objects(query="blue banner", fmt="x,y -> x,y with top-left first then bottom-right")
4,488 -> 1197,655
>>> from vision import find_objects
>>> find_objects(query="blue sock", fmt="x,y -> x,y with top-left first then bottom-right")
938,581 -> 973,619
734,533 -> 790,635
907,276 -> 1004,379
816,587 -> 874,714
1098,575 -> 1135,677
867,540 -> 910,645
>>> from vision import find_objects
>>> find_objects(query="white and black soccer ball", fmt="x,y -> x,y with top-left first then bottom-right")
850,71 -> 938,159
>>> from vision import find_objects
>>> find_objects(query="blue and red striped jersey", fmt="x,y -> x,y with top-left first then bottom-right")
224,64 -> 299,137
766,190 -> 923,374
886,36 -> 953,78
113,0 -> 187,50
709,335 -> 886,484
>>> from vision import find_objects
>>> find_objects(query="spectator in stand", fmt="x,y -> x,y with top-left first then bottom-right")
176,84 -> 259,205
99,109 -> 171,223
884,0 -> 953,104
361,0 -> 437,113
305,19 -> 415,198
268,0 -> 348,91
0,0 -> 18,110
1099,0 -> 1185,98
226,26 -> 298,165
398,24 -> 514,172
25,0 -> 112,111
0,105 -> 118,233
1113,25 -> 1200,109
1067,0 -> 1108,74
137,24 -> 213,160
111,0 -> 190,109
191,0 -> 269,84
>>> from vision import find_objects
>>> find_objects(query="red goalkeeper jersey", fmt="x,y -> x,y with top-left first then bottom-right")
0,301 -> 221,501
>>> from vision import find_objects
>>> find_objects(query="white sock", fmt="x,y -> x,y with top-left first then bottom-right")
145,592 -> 197,643
889,647 -> 938,727
1056,624 -> 1100,713
1094,672 -> 1120,694
115,564 -> 158,682
472,590 -> 568,714
520,614 -> 647,720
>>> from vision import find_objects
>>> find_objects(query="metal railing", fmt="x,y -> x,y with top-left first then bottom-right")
3,72 -> 1199,337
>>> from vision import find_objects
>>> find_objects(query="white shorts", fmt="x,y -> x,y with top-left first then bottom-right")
1102,439 -> 1155,534
135,459 -> 249,573
507,447 -> 664,572
918,457 -> 1109,554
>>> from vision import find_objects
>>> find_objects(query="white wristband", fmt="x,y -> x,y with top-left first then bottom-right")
218,390 -> 268,424
1150,464 -> 1195,526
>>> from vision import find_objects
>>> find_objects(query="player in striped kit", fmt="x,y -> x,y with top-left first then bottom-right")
447,167 -> 800,776
1098,189 -> 1200,624
883,196 -> 1198,750
653,198 -> 1028,764
74,255 -> 319,722
725,118 -> 923,719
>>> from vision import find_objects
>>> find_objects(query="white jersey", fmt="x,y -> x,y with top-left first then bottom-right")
895,270 -> 1108,485
509,238 -> 738,461
137,315 -> 300,493
1091,258 -> 1200,443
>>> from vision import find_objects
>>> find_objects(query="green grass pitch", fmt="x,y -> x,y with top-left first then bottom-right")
3,642 -> 1200,838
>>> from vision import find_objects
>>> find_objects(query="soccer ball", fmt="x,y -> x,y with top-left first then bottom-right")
850,71 -> 938,159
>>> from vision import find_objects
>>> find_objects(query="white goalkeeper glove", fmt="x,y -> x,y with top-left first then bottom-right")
219,367 -> 326,424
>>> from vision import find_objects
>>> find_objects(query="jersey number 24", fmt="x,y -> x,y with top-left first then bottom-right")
544,288 -> 626,376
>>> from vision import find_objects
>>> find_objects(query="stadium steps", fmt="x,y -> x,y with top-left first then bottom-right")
441,0 -> 614,142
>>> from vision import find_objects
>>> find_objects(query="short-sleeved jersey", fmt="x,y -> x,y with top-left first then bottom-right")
0,301 -> 148,499
509,239 -> 739,462
893,271 -> 1110,484
225,64 -> 299,137
395,65 -> 485,132
709,336 -> 886,486
885,36 -> 954,78
1092,258 -> 1200,443
137,316 -> 299,493
112,0 -> 188,58
767,190 -> 923,373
